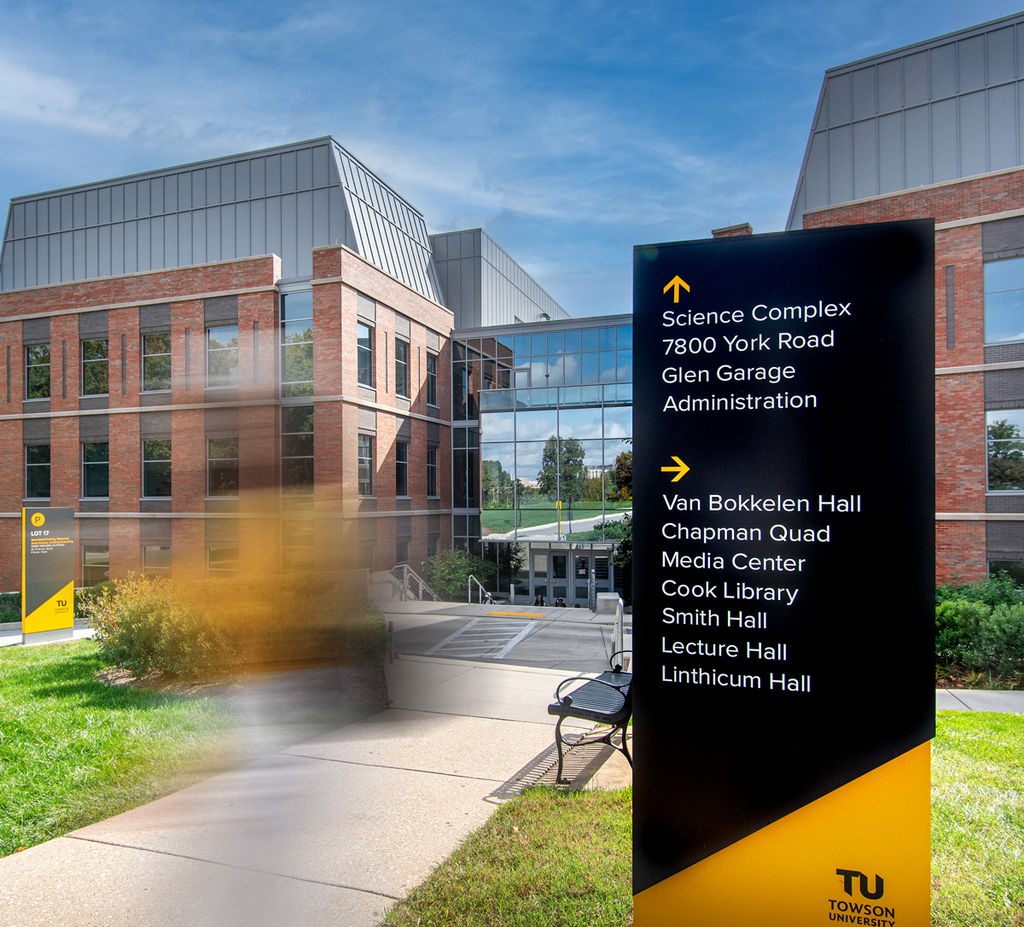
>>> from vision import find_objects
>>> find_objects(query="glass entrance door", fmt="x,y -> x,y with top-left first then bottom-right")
574,554 -> 590,605
550,553 -> 568,605
529,548 -> 616,607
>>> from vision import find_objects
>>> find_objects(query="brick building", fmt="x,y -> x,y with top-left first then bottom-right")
0,139 -> 567,590
788,12 -> 1024,583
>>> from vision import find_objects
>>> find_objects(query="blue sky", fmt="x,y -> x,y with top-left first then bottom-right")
0,1 -> 1019,316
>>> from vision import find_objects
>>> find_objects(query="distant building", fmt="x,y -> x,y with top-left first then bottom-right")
788,12 -> 1024,583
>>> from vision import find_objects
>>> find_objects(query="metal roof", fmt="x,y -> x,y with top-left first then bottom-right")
0,137 -> 445,303
788,12 -> 1024,229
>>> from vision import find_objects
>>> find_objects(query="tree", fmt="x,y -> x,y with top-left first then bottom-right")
988,419 -> 1024,490
495,542 -> 525,591
612,514 -> 633,605
537,436 -> 585,504
614,450 -> 633,501
481,458 -> 513,508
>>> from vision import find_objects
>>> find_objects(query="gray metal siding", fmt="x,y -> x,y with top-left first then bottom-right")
1,137 -> 444,303
430,229 -> 570,329
788,14 -> 1024,229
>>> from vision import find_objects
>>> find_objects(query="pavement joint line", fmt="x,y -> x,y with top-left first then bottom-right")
280,752 -> 508,783
375,705 -> 562,728
63,835 -> 402,901
944,690 -> 973,710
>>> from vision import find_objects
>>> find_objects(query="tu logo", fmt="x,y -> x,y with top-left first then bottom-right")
836,869 -> 884,899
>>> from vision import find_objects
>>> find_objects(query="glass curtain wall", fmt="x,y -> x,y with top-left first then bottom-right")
452,323 -> 633,553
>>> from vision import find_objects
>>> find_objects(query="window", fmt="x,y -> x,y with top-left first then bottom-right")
82,546 -> 109,585
989,559 -> 1024,584
395,339 -> 409,397
281,405 -> 314,494
207,547 -> 238,577
26,345 -> 50,399
427,445 -> 438,497
396,537 -> 409,564
208,437 -> 239,496
426,352 -> 438,406
142,332 -> 171,391
143,545 -> 172,576
281,291 -> 313,397
82,442 -> 109,497
985,258 -> 1024,344
26,444 -> 50,498
396,441 -> 408,496
81,339 -> 108,395
987,410 -> 1024,491
357,322 -> 374,386
207,325 -> 239,387
358,434 -> 374,495
142,440 -> 172,497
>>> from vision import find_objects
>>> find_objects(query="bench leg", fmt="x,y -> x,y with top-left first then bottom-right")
618,725 -> 633,767
553,715 -> 569,784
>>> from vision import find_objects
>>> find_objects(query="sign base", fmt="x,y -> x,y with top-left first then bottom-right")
22,627 -> 75,646
635,744 -> 930,926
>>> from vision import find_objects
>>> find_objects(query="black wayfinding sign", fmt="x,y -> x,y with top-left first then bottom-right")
632,222 -> 935,926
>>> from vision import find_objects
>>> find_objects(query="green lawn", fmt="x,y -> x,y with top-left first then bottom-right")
0,639 -> 231,857
383,711 -> 1024,927
482,502 -> 631,535
932,711 -> 1024,926
382,787 -> 631,927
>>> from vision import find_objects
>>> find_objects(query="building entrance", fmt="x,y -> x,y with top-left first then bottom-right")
530,546 -> 614,607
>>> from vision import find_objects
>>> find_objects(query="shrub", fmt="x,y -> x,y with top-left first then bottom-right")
962,602 -> 1024,677
75,582 -> 114,622
936,571 -> 1024,608
425,549 -> 496,601
83,574 -> 233,678
935,599 -> 989,666
0,591 -> 20,623
81,572 -> 389,679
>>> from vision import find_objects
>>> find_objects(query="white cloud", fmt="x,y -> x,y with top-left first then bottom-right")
0,58 -> 107,133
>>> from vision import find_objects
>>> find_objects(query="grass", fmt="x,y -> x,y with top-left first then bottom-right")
482,502 -> 631,535
932,711 -> 1024,926
382,787 -> 632,927
383,711 -> 1024,927
0,639 -> 232,857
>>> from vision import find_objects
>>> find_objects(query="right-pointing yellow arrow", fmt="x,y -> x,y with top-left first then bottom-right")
661,456 -> 690,482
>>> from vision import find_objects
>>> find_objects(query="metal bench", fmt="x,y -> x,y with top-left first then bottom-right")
547,650 -> 632,784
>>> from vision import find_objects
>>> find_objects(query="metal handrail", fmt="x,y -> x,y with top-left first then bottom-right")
467,573 -> 488,603
613,597 -> 625,660
390,563 -> 440,602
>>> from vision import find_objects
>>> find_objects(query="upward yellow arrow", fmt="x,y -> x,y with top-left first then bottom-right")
663,276 -> 691,303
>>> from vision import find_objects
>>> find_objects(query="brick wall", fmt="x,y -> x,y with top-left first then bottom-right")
803,169 -> 1024,229
0,241 -> 459,591
802,169 -> 1024,584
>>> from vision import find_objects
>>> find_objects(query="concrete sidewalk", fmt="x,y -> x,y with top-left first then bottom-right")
0,654 -> 596,927
936,688 -> 1024,713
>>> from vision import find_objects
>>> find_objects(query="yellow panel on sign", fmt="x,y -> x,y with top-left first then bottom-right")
634,744 -> 930,927
23,580 -> 75,635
